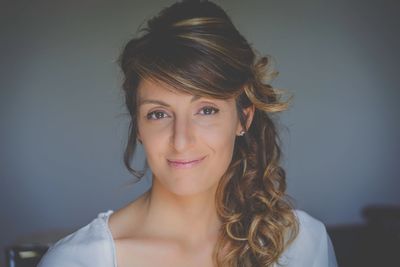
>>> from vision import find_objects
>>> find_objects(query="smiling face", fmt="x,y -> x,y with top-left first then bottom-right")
137,78 -> 245,196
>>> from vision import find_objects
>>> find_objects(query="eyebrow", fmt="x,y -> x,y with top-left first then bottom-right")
138,95 -> 201,107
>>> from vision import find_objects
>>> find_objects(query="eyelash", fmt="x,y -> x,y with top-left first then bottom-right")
146,106 -> 219,120
199,106 -> 219,116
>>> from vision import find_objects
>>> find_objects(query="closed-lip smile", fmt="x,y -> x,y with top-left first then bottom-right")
167,156 -> 207,169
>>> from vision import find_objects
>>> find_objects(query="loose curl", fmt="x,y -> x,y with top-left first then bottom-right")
118,1 -> 298,266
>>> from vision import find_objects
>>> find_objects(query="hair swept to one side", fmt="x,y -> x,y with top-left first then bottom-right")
118,1 -> 298,266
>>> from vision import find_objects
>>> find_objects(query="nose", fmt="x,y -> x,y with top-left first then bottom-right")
171,115 -> 195,152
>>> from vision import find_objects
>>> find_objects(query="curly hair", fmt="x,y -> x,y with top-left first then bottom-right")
118,1 -> 298,266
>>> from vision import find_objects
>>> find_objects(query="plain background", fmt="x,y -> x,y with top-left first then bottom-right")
1,0 -> 399,265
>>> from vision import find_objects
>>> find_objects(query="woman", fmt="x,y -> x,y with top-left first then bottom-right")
38,1 -> 337,266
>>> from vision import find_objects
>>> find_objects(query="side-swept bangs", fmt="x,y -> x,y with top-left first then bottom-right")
123,17 -> 254,100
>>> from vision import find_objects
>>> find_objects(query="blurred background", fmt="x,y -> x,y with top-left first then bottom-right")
1,0 -> 399,266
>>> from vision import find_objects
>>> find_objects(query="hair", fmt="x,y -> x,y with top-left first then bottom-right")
118,1 -> 298,266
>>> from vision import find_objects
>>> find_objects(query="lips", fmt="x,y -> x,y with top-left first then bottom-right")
167,156 -> 206,169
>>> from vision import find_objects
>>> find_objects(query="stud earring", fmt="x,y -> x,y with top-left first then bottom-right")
238,130 -> 245,136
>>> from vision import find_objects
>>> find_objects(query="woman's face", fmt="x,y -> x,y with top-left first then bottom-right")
137,78 -> 245,196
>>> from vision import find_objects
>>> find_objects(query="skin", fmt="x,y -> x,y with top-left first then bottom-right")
109,78 -> 254,267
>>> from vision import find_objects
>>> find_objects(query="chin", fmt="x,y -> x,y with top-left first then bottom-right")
156,174 -> 219,197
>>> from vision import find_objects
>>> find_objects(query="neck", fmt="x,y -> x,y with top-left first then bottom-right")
141,178 -> 221,246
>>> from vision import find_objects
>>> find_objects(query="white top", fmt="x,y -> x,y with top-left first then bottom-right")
38,210 -> 338,267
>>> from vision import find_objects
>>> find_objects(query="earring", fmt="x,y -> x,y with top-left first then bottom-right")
238,130 -> 245,136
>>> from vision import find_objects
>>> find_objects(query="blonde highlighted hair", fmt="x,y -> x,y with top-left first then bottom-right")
118,1 -> 298,266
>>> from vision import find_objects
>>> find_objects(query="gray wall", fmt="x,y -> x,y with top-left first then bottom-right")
1,0 -> 399,264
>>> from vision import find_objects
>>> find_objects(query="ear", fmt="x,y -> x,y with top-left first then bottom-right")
137,131 -> 143,144
244,105 -> 255,130
236,105 -> 255,135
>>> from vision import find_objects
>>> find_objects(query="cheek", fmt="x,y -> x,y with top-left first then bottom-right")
199,127 -> 237,184
199,120 -> 238,159
137,120 -> 168,161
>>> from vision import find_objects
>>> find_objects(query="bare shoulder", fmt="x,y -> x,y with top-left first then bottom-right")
108,192 -> 149,240
108,193 -> 157,267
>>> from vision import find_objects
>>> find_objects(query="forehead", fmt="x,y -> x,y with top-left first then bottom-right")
137,78 -> 235,105
138,78 -> 197,100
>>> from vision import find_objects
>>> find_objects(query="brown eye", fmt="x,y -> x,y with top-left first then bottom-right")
199,106 -> 219,115
147,111 -> 169,120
